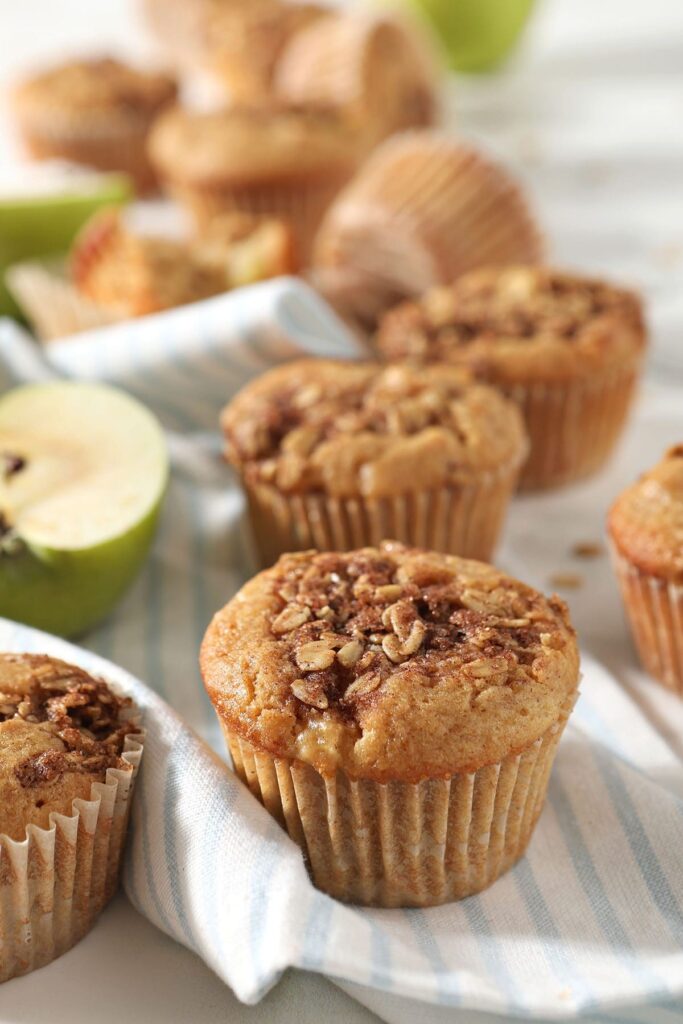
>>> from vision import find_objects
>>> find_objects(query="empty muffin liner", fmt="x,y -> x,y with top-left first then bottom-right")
6,259 -> 121,342
0,723 -> 144,983
610,548 -> 683,696
224,693 -> 575,907
167,171 -> 354,264
507,359 -> 642,491
240,457 -> 523,569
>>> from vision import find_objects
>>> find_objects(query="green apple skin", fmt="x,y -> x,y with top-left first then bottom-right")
391,0 -> 537,72
0,176 -> 132,316
0,497 -> 164,639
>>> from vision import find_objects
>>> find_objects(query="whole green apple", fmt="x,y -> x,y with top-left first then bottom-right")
0,382 -> 168,638
387,0 -> 537,72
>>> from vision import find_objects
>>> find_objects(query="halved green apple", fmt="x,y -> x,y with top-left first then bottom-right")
0,382 -> 168,637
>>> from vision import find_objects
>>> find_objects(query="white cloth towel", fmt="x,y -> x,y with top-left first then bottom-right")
1,280 -> 682,1021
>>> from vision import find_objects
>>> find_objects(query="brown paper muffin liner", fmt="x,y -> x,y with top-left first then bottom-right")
6,260 -> 121,342
167,171 -> 353,264
17,114 -> 159,193
314,136 -> 544,307
241,459 -> 522,568
611,548 -> 683,695
509,359 -> 642,491
223,695 -> 574,907
0,726 -> 144,983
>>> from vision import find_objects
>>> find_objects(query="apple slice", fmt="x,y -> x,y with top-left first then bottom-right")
0,381 -> 168,637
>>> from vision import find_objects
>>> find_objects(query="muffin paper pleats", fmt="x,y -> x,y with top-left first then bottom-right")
0,727 -> 144,983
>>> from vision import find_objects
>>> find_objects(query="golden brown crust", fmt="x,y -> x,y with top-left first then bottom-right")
221,359 -> 528,498
201,542 -> 579,781
376,266 -> 646,385
0,654 -> 135,841
148,104 -> 362,187
13,57 -> 177,122
608,446 -> 683,582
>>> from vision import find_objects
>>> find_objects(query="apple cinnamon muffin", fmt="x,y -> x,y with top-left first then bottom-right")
377,266 -> 647,490
148,104 -> 361,260
221,360 -> 528,565
0,653 -> 143,981
201,542 -> 579,906
12,57 -> 177,193
608,446 -> 683,694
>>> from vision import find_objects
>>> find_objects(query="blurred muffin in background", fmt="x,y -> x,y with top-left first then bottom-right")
274,12 -> 439,147
148,104 -> 363,261
141,0 -> 329,100
9,207 -> 296,341
377,266 -> 646,491
221,358 -> 528,566
312,131 -> 543,333
609,446 -> 683,695
11,57 -> 177,193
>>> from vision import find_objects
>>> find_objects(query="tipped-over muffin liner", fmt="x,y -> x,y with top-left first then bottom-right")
313,136 -> 544,321
274,13 -> 437,146
167,172 -> 353,264
610,548 -> 683,696
17,112 -> 160,194
223,694 -> 574,907
241,459 -> 522,568
508,359 -> 642,491
6,259 -> 121,342
0,723 -> 144,983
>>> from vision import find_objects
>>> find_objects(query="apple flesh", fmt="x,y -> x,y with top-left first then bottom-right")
0,382 -> 168,637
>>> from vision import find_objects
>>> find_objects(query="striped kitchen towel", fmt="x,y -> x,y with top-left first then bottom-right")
1,281 -> 683,1021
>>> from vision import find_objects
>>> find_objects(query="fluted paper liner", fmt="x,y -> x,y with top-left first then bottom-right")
241,458 -> 522,568
611,548 -> 683,695
224,695 -> 574,907
7,259 -> 122,342
508,360 -> 642,491
0,725 -> 144,982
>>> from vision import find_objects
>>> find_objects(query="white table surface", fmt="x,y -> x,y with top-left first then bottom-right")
2,1 -> 683,1022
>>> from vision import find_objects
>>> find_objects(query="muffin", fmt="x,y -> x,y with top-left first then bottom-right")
0,654 -> 143,982
274,12 -> 439,146
201,542 -> 579,907
221,359 -> 528,566
148,104 -> 362,260
9,207 -> 297,341
377,266 -> 647,491
312,131 -> 543,331
12,57 -> 177,193
608,446 -> 683,694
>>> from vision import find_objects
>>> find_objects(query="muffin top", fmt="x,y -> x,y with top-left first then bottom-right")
221,360 -> 527,497
376,266 -> 646,384
148,104 -> 361,185
608,445 -> 683,582
0,654 -> 136,842
13,57 -> 177,119
201,542 -> 579,781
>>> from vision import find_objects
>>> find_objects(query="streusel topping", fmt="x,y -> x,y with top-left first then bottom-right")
14,58 -> 177,117
221,360 -> 527,497
608,445 -> 683,581
376,266 -> 645,383
0,654 -> 135,788
201,543 -> 579,780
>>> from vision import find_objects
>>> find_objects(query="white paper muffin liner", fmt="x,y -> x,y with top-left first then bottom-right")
7,259 -> 122,342
611,548 -> 683,695
0,724 -> 144,982
507,359 -> 642,491
241,457 -> 522,568
224,693 -> 575,907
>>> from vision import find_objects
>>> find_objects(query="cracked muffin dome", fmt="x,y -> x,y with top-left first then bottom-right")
201,542 -> 579,782
0,654 -> 136,841
221,359 -> 527,498
376,265 -> 646,384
